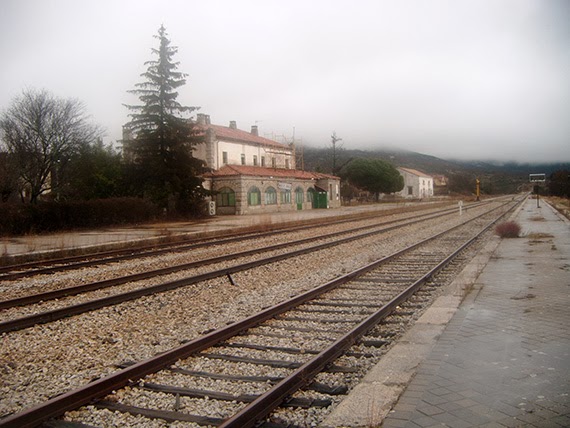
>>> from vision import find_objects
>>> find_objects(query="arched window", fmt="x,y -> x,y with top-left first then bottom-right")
248,186 -> 261,206
280,188 -> 291,204
295,187 -> 304,204
307,187 -> 316,203
265,186 -> 277,205
215,187 -> 235,207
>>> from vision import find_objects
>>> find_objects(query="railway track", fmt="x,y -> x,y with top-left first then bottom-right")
0,196 -> 523,427
0,199 -> 506,282
0,200 -> 503,334
0,203 -> 458,280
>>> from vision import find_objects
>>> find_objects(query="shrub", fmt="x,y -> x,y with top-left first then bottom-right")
495,221 -> 521,238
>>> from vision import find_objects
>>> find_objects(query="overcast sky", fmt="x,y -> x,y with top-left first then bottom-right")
1,0 -> 569,163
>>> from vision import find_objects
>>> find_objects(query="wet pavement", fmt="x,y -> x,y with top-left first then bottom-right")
324,198 -> 570,427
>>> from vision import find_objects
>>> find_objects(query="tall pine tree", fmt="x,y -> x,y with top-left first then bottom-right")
124,25 -> 207,214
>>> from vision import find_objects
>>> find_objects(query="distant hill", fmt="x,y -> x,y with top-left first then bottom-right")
297,145 -> 569,195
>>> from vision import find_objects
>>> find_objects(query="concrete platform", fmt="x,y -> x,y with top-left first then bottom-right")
323,198 -> 570,427
0,202 -> 423,261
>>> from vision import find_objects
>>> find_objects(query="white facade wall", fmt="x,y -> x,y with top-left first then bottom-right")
418,176 -> 433,198
397,169 -> 434,198
217,141 -> 293,170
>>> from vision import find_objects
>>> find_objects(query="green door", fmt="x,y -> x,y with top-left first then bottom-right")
314,192 -> 328,208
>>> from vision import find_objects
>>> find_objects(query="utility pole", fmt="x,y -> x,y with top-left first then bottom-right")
331,131 -> 342,175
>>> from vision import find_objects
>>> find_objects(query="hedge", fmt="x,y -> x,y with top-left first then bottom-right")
0,198 -> 161,235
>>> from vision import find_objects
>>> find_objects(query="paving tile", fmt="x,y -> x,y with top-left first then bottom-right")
379,418 -> 409,427
550,415 -> 570,426
433,379 -> 454,388
428,386 -> 450,397
386,410 -> 415,421
416,404 -> 445,416
408,415 -> 438,427
449,407 -> 492,425
453,398 -> 479,408
392,403 -> 418,413
495,416 -> 524,427
494,402 -> 525,417
421,393 -> 449,406
437,401 -> 463,413
477,423 -> 505,428
435,392 -> 465,404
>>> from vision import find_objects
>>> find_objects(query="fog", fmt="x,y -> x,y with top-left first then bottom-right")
1,0 -> 569,163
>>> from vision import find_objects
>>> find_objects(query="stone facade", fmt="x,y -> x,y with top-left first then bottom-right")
203,165 -> 340,215
194,114 -> 340,215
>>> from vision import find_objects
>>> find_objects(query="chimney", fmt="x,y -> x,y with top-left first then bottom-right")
251,125 -> 258,136
229,121 -> 237,129
205,115 -> 211,125
197,113 -> 206,125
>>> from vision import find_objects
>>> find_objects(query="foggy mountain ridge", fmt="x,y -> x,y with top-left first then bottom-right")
298,146 -> 569,178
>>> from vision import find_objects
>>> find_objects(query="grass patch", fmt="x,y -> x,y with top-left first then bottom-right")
527,232 -> 554,239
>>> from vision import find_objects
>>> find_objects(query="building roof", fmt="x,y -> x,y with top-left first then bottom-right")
398,167 -> 433,178
204,164 -> 339,180
198,123 -> 290,150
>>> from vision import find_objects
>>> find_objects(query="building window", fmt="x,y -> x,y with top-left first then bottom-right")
253,155 -> 258,166
248,186 -> 261,206
307,188 -> 315,203
265,186 -> 277,205
295,187 -> 304,204
271,157 -> 276,168
215,187 -> 235,207
222,151 -> 228,164
280,188 -> 291,204
241,154 -> 246,165
407,186 -> 413,195
285,159 -> 290,169
261,156 -> 265,167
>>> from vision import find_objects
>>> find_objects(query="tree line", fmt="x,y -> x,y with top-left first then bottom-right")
0,26 -> 209,233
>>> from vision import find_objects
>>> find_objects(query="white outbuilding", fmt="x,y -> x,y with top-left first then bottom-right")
397,167 -> 434,199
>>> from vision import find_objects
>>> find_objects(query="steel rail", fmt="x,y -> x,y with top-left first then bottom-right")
0,201 -> 501,333
0,198 -> 521,428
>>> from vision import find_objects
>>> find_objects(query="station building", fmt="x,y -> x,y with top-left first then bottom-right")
193,114 -> 341,215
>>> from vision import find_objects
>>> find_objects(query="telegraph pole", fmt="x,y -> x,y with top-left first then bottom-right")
331,131 -> 342,175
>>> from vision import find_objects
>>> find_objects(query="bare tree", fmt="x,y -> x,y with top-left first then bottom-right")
0,89 -> 102,203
